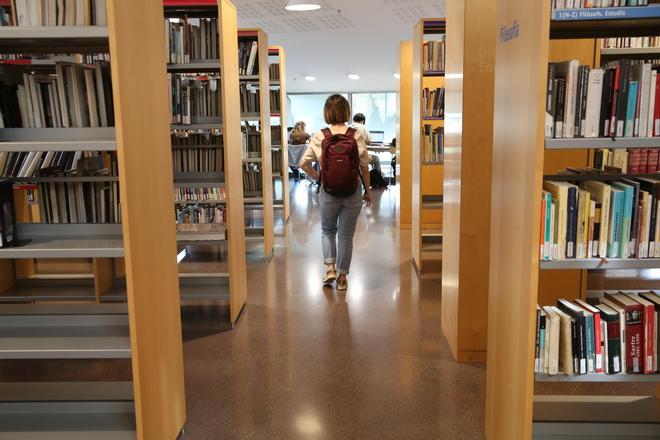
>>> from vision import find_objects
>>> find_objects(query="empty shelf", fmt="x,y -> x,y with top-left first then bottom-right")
0,388 -> 135,439
0,26 -> 109,54
0,303 -> 130,359
545,137 -> 660,149
102,276 -> 228,302
0,127 -> 116,151
535,373 -> 660,383
0,279 -> 96,303
167,60 -> 220,72
539,258 -> 660,270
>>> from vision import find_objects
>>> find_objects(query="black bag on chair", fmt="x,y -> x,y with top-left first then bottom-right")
369,168 -> 388,190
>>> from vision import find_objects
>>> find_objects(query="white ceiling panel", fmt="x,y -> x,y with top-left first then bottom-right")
234,0 -> 445,93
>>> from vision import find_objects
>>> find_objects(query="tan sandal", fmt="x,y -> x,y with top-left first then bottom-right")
323,269 -> 337,285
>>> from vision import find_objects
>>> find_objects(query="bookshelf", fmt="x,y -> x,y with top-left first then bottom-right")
163,0 -> 248,324
398,40 -> 413,230
487,3 -> 660,439
0,0 -> 185,438
239,28 -> 274,259
411,18 -> 445,273
269,45 -> 290,223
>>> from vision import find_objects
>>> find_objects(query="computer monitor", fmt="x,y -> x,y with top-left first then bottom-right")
370,131 -> 385,144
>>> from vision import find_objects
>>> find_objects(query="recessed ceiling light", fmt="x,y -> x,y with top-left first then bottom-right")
304,75 -> 316,82
348,74 -> 360,80
393,73 -> 401,79
285,0 -> 321,11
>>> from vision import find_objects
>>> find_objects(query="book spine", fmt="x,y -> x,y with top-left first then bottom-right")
625,307 -> 644,373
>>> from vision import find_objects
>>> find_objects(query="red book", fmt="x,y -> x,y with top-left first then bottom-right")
627,293 -> 656,374
610,65 -> 621,137
628,148 -> 642,174
576,299 -> 604,373
646,148 -> 659,173
605,293 -> 644,373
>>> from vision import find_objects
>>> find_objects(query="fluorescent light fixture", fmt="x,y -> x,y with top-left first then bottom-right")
304,75 -> 316,82
285,0 -> 321,11
393,73 -> 401,79
348,74 -> 360,80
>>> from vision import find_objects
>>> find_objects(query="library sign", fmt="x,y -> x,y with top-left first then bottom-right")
499,20 -> 519,44
552,6 -> 660,21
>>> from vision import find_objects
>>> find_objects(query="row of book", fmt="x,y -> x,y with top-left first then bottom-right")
173,147 -> 222,174
0,151 -> 113,179
546,60 -> 660,139
541,175 -> 660,260
269,89 -> 280,113
602,36 -> 660,49
594,148 -> 660,173
535,292 -> 660,376
239,82 -> 260,113
168,73 -> 221,125
422,124 -> 443,163
272,149 -> 282,174
165,17 -> 219,64
243,163 -> 262,192
552,1 -> 654,8
239,40 -> 259,76
174,187 -> 225,203
241,123 -> 261,158
0,61 -> 114,128
422,38 -> 445,74
422,87 -> 444,119
271,125 -> 282,145
36,180 -> 120,223
10,0 -> 107,26
269,62 -> 280,81
175,204 -> 225,225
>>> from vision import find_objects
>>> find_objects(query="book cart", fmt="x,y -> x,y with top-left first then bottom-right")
0,0 -> 186,438
411,18 -> 445,273
239,27 -> 274,260
161,0 -> 248,325
269,45 -> 290,223
487,3 -> 660,439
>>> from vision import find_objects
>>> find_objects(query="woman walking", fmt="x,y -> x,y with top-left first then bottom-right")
300,94 -> 371,291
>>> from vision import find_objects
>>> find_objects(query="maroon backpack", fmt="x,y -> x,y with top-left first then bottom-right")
320,127 -> 362,197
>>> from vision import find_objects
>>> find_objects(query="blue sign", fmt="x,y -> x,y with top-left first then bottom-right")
552,6 -> 660,21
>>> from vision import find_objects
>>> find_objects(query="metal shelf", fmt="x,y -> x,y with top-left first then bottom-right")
0,223 -> 123,259
422,194 -> 443,209
171,122 -> 222,130
102,277 -> 229,303
167,60 -> 221,72
533,395 -> 660,436
539,258 -> 660,270
0,303 -> 130,359
0,279 -> 96,303
173,172 -> 225,186
243,157 -> 262,163
0,127 -> 116,151
12,176 -> 118,183
240,75 -> 259,81
544,172 -> 660,182
176,231 -> 226,243
0,381 -> 135,439
601,46 -> 660,57
0,26 -> 109,54
535,373 -> 660,383
174,199 -> 225,205
240,113 -> 261,122
550,6 -> 660,39
545,137 -> 660,149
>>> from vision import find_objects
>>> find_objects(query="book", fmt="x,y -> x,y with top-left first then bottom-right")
605,293 -> 644,373
558,299 -> 587,374
640,291 -> 660,373
0,179 -> 16,248
543,306 -> 561,375
551,306 -> 575,375
626,293 -> 656,374
584,68 -> 604,138
576,299 -> 604,373
594,302 -> 623,374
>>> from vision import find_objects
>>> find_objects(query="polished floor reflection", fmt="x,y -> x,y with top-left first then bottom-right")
182,181 -> 486,440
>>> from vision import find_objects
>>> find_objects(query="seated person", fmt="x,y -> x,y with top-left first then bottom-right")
289,121 -> 311,145
350,113 -> 381,173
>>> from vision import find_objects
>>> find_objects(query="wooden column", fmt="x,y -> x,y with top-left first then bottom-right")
486,0 -> 550,438
220,0 -> 248,324
107,0 -> 185,438
398,40 -> 413,230
257,30 -> 274,259
441,0 -> 496,363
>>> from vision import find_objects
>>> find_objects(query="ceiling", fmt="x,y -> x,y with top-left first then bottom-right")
234,0 -> 445,93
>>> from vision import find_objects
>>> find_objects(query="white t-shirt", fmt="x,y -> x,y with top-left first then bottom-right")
350,123 -> 371,145
300,125 -> 370,168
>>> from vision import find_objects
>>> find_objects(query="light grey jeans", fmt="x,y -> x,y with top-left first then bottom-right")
319,185 -> 363,275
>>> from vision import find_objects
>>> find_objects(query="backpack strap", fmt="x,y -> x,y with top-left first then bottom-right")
321,128 -> 332,140
344,127 -> 356,138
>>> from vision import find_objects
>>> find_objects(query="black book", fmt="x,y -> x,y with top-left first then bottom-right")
599,68 -> 614,137
579,65 -> 589,137
574,65 -> 585,138
554,78 -> 566,138
566,185 -> 578,258
0,179 -> 16,248
558,299 -> 587,375
638,178 -> 660,255
546,63 -> 556,138
614,59 -> 631,137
